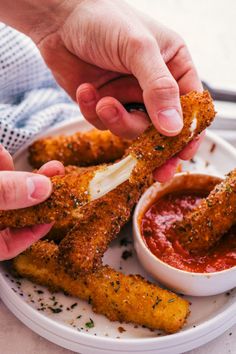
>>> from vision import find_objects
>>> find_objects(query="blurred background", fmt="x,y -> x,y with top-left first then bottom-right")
127,0 -> 236,145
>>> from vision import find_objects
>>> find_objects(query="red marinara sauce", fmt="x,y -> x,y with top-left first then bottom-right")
141,191 -> 236,273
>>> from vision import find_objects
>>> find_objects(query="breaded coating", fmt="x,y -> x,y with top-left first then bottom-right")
58,176 -> 152,274
0,168 -> 96,230
46,165 -> 94,241
173,168 -> 236,252
128,91 -> 216,183
0,91 -> 215,230
13,241 -> 190,333
29,129 -> 130,168
64,165 -> 95,174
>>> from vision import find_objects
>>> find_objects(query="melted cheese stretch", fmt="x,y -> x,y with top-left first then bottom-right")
84,91 -> 215,202
89,155 -> 137,200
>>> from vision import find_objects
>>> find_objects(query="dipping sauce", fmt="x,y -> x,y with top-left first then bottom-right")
141,192 -> 236,273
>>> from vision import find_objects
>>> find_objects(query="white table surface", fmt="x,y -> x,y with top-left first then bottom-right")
1,0 -> 236,353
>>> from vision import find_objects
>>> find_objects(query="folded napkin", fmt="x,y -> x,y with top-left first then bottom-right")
0,24 -> 82,155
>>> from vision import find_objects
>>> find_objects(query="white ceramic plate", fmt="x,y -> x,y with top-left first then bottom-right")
0,119 -> 236,354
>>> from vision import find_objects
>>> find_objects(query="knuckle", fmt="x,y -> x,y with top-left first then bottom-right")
0,177 -> 16,207
177,42 -> 191,61
176,45 -> 196,73
129,33 -> 156,55
173,41 -> 196,73
150,76 -> 179,98
176,45 -> 198,81
166,28 -> 185,48
172,30 -> 185,46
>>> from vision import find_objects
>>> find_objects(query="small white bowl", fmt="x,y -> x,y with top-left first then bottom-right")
133,172 -> 236,296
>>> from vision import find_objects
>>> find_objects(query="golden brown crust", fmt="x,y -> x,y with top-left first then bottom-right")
13,240 -> 189,333
64,165 -> 95,174
0,91 -> 215,231
0,169 -> 96,230
29,129 -> 131,168
173,168 -> 236,251
45,166 -> 96,241
58,176 -> 153,274
129,91 -> 216,183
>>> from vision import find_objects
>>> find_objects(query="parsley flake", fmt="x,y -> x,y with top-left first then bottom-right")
85,318 -> 95,328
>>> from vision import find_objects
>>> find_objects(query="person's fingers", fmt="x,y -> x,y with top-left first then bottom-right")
39,40 -> 85,100
0,224 -> 53,260
37,160 -> 65,177
129,38 -> 183,136
98,76 -> 143,103
0,171 -> 52,210
77,79 -> 146,134
166,43 -> 203,94
0,145 -> 14,171
96,97 -> 150,139
153,157 -> 180,183
76,83 -> 106,130
178,131 -> 205,160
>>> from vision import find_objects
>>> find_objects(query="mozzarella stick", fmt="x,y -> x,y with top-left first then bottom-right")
58,176 -> 152,273
0,91 -> 215,230
173,168 -> 236,252
29,129 -> 130,168
13,241 -> 190,333
0,168 -> 97,230
89,90 -> 216,199
45,166 -> 95,241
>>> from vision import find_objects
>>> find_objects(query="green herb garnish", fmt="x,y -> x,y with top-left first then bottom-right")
152,297 -> 162,309
85,318 -> 95,328
154,145 -> 164,151
48,307 -> 62,314
70,303 -> 78,309
206,200 -> 213,207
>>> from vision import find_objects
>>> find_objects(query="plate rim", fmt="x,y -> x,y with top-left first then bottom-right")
0,270 -> 235,350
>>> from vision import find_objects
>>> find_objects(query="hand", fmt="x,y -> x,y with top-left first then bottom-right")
0,145 -> 64,260
34,0 -> 203,181
0,0 -> 203,182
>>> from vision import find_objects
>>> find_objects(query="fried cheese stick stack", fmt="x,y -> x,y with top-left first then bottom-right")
29,129 -> 131,168
13,241 -> 189,333
58,175 -> 152,273
0,91 -> 215,230
172,168 -> 236,252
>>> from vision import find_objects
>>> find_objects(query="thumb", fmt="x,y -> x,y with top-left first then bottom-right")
0,171 -> 52,210
130,39 -> 183,136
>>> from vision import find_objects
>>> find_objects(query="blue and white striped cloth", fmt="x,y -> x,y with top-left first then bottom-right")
0,23 -> 82,155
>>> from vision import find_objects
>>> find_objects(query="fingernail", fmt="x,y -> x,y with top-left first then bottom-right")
27,175 -> 52,200
99,106 -> 119,123
157,109 -> 183,134
79,90 -> 96,104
